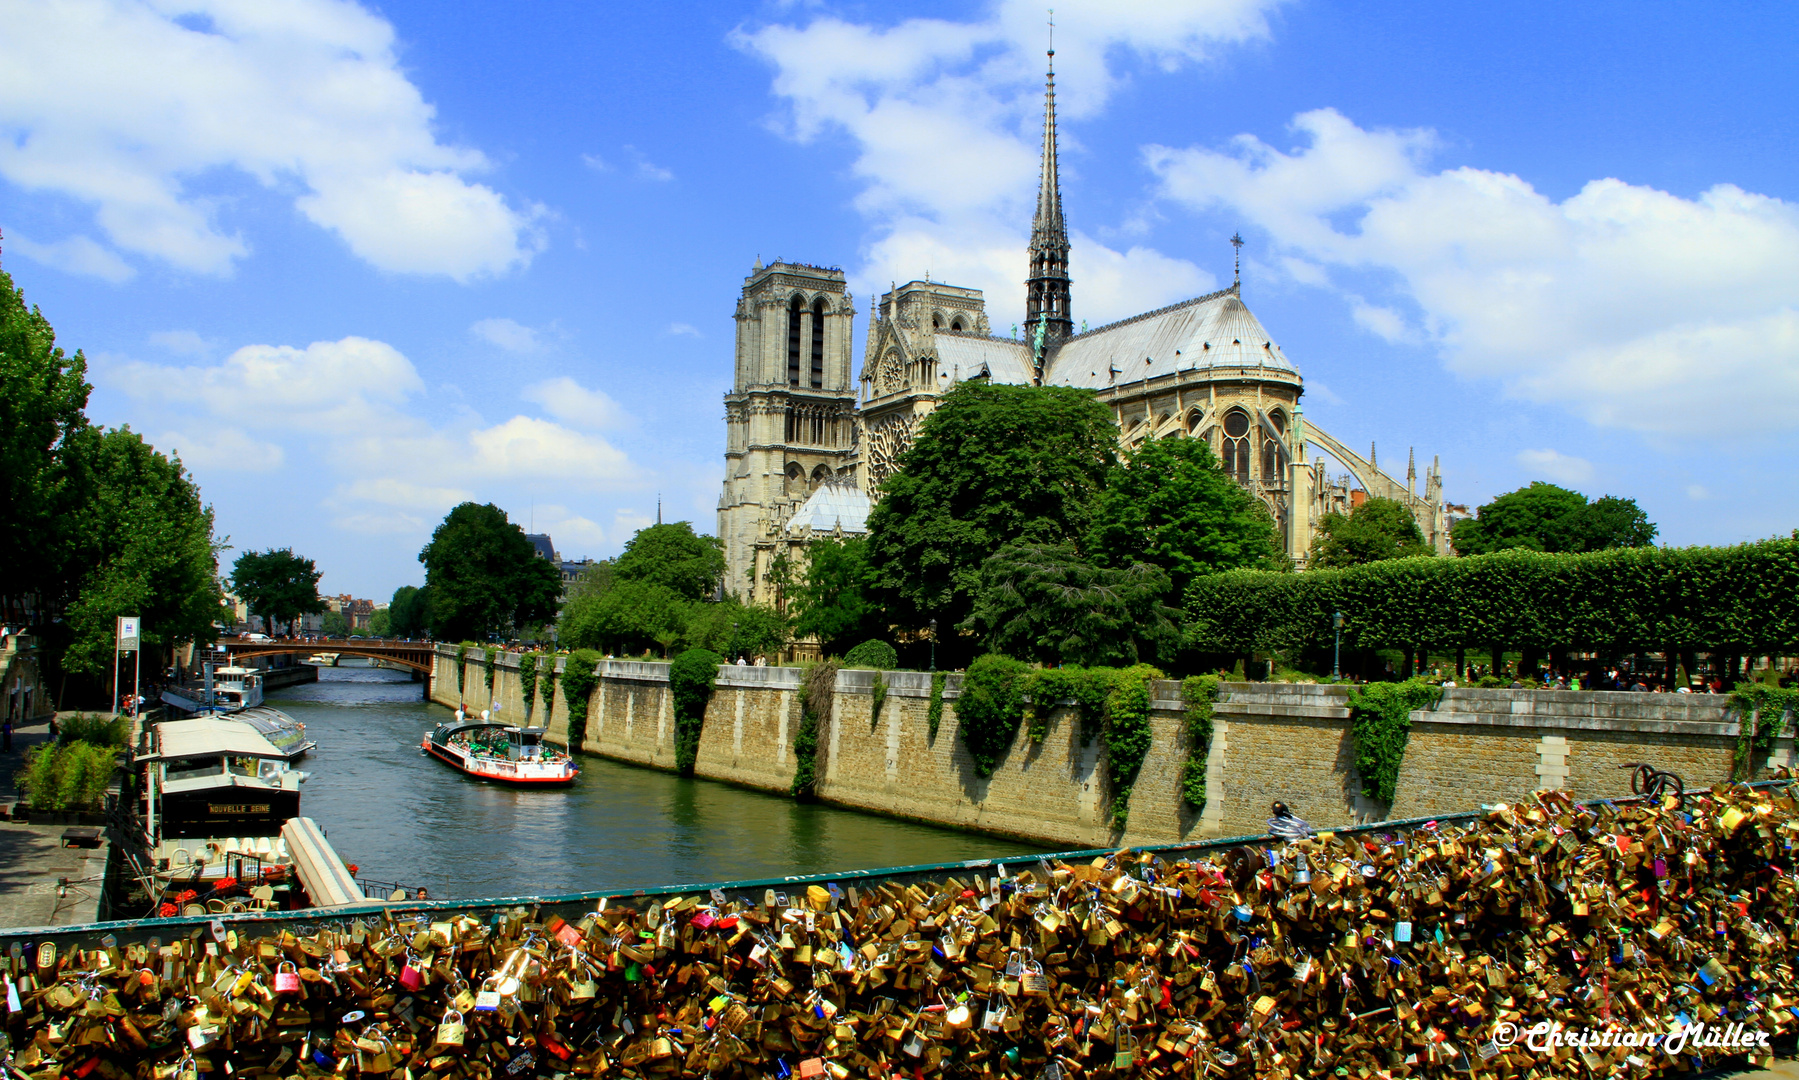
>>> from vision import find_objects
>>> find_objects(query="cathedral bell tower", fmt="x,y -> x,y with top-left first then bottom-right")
718,260 -> 857,601
1024,46 -> 1072,365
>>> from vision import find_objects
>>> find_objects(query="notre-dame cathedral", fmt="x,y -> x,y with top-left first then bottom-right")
718,52 -> 1450,606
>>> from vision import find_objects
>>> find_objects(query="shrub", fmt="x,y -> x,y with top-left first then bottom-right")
17,742 -> 116,811
842,639 -> 898,670
926,671 -> 947,740
1101,664 -> 1163,829
519,653 -> 539,717
669,649 -> 724,776
58,713 -> 129,747
1180,675 -> 1222,810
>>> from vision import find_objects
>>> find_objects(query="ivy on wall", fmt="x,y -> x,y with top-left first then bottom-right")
559,649 -> 603,745
483,647 -> 498,695
669,649 -> 724,776
869,673 -> 888,728
793,660 -> 839,798
1731,681 -> 1799,779
539,661 -> 558,720
1023,667 -> 1115,745
455,643 -> 471,694
1345,678 -> 1441,805
926,671 -> 947,740
1180,674 -> 1222,810
519,653 -> 539,718
1101,665 -> 1162,829
956,655 -> 1031,778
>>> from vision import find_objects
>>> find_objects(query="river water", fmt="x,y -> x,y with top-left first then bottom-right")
267,664 -> 1039,899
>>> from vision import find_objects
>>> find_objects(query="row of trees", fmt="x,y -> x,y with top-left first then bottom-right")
2,269 -> 223,696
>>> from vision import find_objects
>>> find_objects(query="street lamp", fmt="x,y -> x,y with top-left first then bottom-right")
1332,610 -> 1344,679
929,619 -> 938,673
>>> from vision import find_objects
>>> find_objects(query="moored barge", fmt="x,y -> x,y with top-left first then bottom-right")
423,719 -> 578,785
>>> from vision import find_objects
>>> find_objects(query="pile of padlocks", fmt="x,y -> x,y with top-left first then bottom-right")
4,782 -> 1797,1079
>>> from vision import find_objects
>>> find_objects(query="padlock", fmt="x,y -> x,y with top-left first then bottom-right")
435,1008 -> 466,1047
274,961 -> 301,993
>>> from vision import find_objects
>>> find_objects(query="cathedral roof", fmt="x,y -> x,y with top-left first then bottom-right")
1041,287 -> 1299,389
930,333 -> 1037,387
785,481 -> 870,535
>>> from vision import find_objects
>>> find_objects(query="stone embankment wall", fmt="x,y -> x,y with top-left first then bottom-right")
430,647 -> 1789,850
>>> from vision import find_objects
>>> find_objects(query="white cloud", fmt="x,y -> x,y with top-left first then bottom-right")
1686,484 -> 1710,500
1147,108 -> 1799,437
665,323 -> 702,338
149,329 -> 215,357
581,153 -> 612,173
150,426 -> 284,472
1516,448 -> 1594,486
0,0 -> 542,279
737,1 -> 1280,327
6,232 -> 135,282
521,377 -> 629,431
103,334 -> 647,539
470,317 -> 543,353
526,504 -> 609,554
625,146 -> 674,182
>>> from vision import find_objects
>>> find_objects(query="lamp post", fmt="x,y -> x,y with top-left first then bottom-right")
929,619 -> 938,673
1332,611 -> 1344,679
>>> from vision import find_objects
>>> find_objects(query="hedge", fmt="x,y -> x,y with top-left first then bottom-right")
1185,540 -> 1799,654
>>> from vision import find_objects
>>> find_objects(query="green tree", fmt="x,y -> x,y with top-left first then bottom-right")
787,537 -> 884,654
1309,497 -> 1432,568
229,548 -> 324,637
1087,435 -> 1284,600
60,429 -> 223,675
865,382 -> 1119,641
0,268 -> 94,627
419,502 -> 562,642
966,542 -> 1178,667
1451,482 -> 1657,555
682,597 -> 791,660
615,523 -> 724,601
388,585 -> 430,638
321,611 -> 350,637
561,578 -> 688,656
368,608 -> 392,636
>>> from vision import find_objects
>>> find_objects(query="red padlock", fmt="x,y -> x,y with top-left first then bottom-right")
274,961 -> 301,993
399,959 -> 424,991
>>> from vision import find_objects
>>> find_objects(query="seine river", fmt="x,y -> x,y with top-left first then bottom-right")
267,664 -> 1038,899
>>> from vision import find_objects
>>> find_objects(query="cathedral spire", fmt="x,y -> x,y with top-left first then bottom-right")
1025,19 -> 1072,365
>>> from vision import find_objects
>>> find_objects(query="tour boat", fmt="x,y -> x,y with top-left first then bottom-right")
422,719 -> 579,785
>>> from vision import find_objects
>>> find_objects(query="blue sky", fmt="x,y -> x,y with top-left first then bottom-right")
3,0 -> 1795,600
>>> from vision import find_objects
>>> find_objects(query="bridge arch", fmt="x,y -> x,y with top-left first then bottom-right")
219,641 -> 438,678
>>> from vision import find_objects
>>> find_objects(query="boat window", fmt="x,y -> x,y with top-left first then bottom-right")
165,757 -> 223,781
258,760 -> 283,781
230,756 -> 262,777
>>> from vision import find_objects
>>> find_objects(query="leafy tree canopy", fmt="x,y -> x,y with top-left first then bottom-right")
321,611 -> 351,637
1309,497 -> 1432,568
965,541 -> 1178,667
615,523 -> 724,601
865,382 -> 1119,638
388,585 -> 430,638
1087,435 -> 1285,600
0,268 -> 94,625
1452,482 -> 1657,555
786,537 -> 884,655
230,548 -> 324,637
419,502 -> 562,642
61,429 -> 222,674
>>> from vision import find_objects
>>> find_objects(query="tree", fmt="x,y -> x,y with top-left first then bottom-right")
615,523 -> 725,601
1310,497 -> 1432,568
561,578 -> 688,656
230,549 -> 324,637
786,537 -> 884,655
965,542 -> 1178,667
865,382 -> 1119,641
682,597 -> 791,660
1087,435 -> 1284,601
0,267 -> 94,627
1451,482 -> 1657,555
388,585 -> 430,638
368,608 -> 392,636
419,503 -> 562,641
321,611 -> 350,637
60,428 -> 223,676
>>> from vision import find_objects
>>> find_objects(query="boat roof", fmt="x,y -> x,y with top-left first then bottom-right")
146,718 -> 286,761
214,666 -> 257,675
439,720 -> 549,737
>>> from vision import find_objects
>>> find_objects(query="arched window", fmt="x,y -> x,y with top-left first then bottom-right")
1187,408 -> 1205,435
950,317 -> 964,332
932,313 -> 943,329
810,463 -> 830,489
785,461 -> 804,498
1222,408 -> 1251,483
787,296 -> 803,386
1261,436 -> 1279,482
810,298 -> 827,388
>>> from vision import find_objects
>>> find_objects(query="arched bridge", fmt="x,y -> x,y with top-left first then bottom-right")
222,639 -> 439,687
